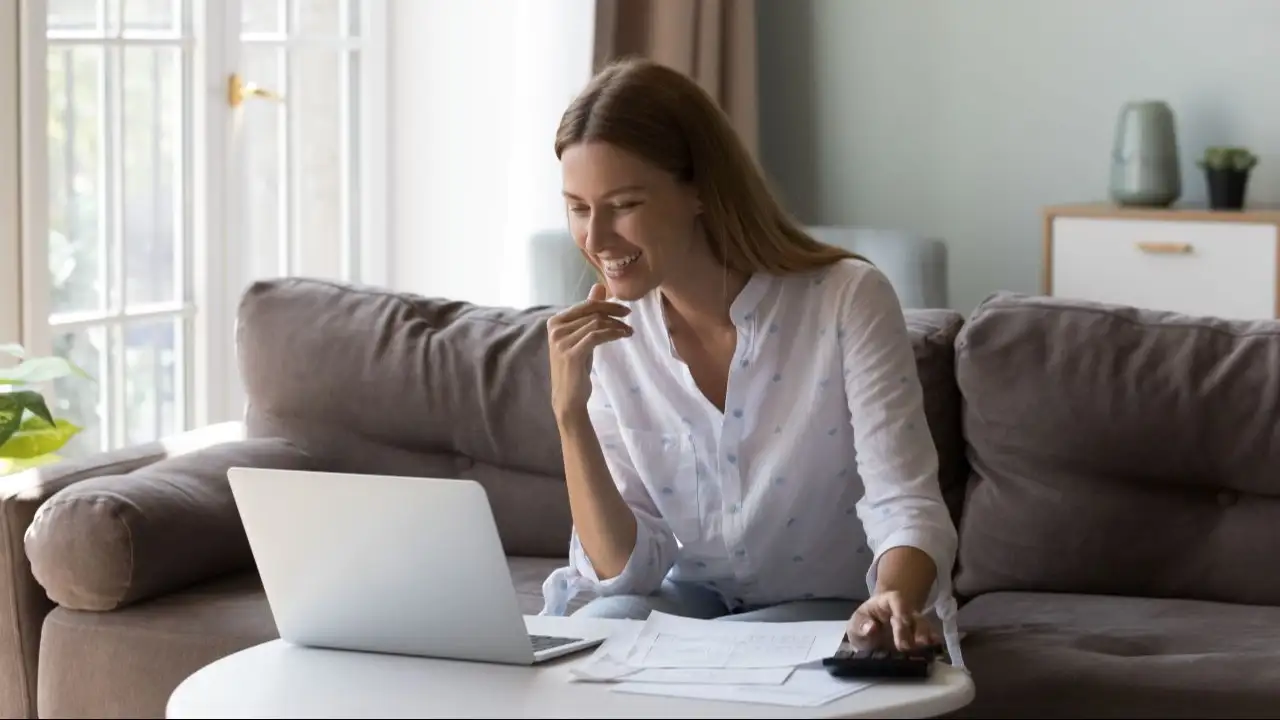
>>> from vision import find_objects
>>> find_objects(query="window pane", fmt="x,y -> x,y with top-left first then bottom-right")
48,0 -> 102,32
345,0 -> 362,37
243,0 -> 285,34
51,326 -> 107,458
122,46 -> 182,306
291,48 -> 345,281
46,46 -> 107,316
122,0 -> 178,34
294,0 -> 341,37
123,318 -> 181,446
241,46 -> 286,282
345,52 -> 361,279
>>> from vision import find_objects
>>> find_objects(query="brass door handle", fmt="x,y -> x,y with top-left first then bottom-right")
1136,241 -> 1192,254
227,73 -> 285,108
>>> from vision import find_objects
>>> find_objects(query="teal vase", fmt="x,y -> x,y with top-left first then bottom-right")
1109,101 -> 1182,207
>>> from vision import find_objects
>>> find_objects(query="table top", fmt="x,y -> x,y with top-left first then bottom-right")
166,615 -> 974,719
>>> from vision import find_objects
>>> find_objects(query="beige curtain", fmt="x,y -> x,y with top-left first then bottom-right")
593,0 -> 759,158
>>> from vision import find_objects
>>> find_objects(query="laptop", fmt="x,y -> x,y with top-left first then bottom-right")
226,467 -> 607,665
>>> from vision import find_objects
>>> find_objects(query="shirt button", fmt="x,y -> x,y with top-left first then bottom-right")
734,548 -> 746,557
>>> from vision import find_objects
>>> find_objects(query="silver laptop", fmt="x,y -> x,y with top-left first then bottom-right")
226,467 -> 607,665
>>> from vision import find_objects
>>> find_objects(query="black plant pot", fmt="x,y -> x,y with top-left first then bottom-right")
1204,168 -> 1250,210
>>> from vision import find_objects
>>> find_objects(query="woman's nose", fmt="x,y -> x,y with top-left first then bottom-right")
584,213 -> 612,252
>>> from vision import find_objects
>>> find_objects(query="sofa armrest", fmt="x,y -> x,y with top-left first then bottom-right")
24,429 -> 317,614
0,420 -> 245,720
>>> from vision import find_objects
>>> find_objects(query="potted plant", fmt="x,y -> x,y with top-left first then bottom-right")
1196,146 -> 1259,211
0,343 -> 89,475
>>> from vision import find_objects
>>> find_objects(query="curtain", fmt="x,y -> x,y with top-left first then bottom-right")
592,0 -> 760,157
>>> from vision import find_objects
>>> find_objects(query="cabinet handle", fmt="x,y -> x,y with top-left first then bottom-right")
1136,241 -> 1192,254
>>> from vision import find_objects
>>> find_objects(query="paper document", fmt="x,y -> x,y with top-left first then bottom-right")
570,611 -> 869,706
609,668 -> 795,685
614,669 -> 872,708
624,610 -> 844,669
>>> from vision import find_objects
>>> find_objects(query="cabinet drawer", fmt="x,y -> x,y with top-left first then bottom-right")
1050,217 -> 1278,319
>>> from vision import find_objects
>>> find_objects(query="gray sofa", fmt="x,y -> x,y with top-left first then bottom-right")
5,276 -> 1280,718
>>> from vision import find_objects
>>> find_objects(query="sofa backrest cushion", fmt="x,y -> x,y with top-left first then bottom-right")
904,309 -> 969,528
235,278 -> 971,560
953,292 -> 1280,606
236,278 -> 574,558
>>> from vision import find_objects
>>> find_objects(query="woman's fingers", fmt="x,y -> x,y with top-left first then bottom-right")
562,313 -> 632,353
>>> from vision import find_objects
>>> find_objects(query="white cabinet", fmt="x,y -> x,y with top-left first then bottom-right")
1043,204 -> 1280,320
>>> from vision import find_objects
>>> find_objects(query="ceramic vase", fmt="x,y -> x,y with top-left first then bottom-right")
1109,101 -> 1182,207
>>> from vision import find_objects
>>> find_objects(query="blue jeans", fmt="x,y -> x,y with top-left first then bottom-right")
572,580 -> 861,623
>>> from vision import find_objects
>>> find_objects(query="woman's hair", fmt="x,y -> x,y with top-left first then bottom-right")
555,56 -> 867,275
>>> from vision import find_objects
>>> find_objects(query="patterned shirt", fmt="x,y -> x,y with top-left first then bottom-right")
540,258 -> 963,667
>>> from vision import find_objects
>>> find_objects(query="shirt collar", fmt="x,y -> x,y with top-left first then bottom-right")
650,272 -> 773,360
729,272 -> 771,325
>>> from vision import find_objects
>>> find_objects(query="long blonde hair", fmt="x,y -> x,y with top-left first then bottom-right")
555,57 -> 866,276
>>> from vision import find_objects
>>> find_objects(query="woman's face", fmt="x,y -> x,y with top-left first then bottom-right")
561,141 -> 701,302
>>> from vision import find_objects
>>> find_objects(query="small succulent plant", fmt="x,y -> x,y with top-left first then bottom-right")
1197,146 -> 1258,173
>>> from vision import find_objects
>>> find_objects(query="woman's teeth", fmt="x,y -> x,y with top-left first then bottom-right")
602,252 -> 641,275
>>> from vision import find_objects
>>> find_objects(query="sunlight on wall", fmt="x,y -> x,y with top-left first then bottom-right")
389,0 -> 595,310
501,0 -> 595,309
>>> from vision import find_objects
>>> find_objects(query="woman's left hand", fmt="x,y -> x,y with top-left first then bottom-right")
845,590 -> 940,652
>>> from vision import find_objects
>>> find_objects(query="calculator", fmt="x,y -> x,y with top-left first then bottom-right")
821,644 -> 941,680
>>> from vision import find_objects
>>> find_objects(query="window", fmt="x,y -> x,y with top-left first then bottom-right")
15,0 -> 387,457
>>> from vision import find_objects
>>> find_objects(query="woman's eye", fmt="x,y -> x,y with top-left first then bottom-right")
568,205 -> 589,216
613,201 -> 641,211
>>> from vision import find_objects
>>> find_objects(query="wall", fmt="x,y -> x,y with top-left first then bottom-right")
387,0 -> 595,309
387,0 -> 515,308
758,0 -> 1280,313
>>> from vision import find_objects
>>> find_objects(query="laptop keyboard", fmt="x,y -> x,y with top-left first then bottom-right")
530,634 -> 582,652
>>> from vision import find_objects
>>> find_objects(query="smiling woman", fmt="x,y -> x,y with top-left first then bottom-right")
540,57 -> 965,665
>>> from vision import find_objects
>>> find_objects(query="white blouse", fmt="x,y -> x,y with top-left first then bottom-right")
540,258 -> 963,668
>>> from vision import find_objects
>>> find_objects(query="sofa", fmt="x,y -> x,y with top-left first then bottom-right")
5,276 -> 1280,718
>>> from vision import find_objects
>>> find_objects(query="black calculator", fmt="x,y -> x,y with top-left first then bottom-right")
821,644 -> 942,680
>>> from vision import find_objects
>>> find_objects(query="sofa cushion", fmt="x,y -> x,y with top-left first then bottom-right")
35,557 -> 581,718
25,438 -> 317,612
952,591 -> 1280,718
235,280 -> 969,560
953,293 -> 1280,605
235,278 -> 575,557
904,309 -> 969,527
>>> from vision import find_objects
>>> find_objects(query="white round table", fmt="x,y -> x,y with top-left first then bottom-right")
168,616 -> 974,719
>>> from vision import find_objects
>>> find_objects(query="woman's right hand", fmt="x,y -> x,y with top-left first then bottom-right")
547,283 -> 633,418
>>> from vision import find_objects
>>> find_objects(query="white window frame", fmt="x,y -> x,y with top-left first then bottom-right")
0,1 -> 19,347
11,0 -> 390,438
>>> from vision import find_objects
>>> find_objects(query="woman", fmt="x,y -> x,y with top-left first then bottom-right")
540,57 -> 962,664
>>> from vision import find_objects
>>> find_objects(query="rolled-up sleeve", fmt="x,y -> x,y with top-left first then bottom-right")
565,367 -> 678,598
837,266 -> 959,614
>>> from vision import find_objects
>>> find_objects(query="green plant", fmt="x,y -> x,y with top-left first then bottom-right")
0,343 -> 90,474
1196,146 -> 1259,173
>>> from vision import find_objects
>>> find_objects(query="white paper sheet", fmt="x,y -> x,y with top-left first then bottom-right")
613,669 -> 872,708
616,668 -> 795,685
569,610 -> 851,703
622,610 -> 845,669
